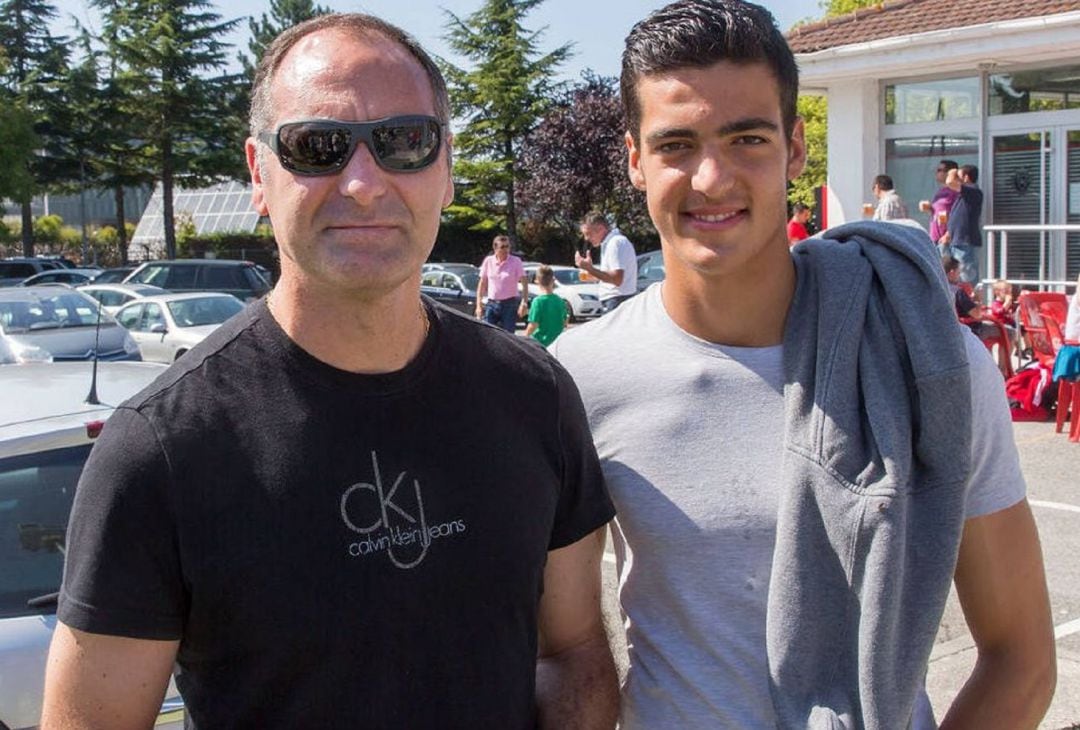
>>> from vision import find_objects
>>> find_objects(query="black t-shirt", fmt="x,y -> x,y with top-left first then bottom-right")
59,298 -> 614,729
946,184 -> 984,247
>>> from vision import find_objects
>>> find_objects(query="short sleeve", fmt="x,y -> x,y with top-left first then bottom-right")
616,239 -> 636,271
58,406 -> 186,639
962,331 -> 1026,519
548,361 -> 615,549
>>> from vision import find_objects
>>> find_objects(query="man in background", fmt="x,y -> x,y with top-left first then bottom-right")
870,173 -> 909,221
576,211 -> 638,312
941,164 -> 985,284
787,202 -> 812,245
920,158 -> 959,244
476,233 -> 529,332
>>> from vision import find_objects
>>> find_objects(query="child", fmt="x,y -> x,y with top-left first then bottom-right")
1052,274 -> 1080,381
943,256 -> 1013,377
990,279 -> 1017,326
525,265 -> 568,347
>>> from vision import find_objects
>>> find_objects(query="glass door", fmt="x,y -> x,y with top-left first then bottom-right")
991,131 -> 1051,283
1067,129 -> 1080,284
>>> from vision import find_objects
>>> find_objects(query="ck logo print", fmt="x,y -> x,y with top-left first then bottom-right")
340,451 -> 467,569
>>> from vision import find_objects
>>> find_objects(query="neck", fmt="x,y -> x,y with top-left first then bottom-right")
267,274 -> 429,374
661,244 -> 795,347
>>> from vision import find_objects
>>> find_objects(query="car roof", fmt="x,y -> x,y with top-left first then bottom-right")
78,283 -> 165,295
0,286 -> 97,301
0,361 -> 167,456
132,259 -> 255,268
118,291 -> 240,305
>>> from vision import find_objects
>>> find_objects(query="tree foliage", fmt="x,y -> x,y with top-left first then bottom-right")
94,0 -> 243,258
441,0 -> 570,243
517,73 -> 653,261
0,100 -> 39,207
241,0 -> 331,77
789,94 -> 827,209
819,0 -> 881,16
0,0 -> 69,254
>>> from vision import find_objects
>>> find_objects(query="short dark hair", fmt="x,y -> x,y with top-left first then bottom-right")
960,164 -> 979,184
873,174 -> 894,191
792,202 -> 809,214
536,265 -> 555,288
250,13 -> 449,137
942,255 -> 960,274
939,159 -> 958,171
620,0 -> 798,142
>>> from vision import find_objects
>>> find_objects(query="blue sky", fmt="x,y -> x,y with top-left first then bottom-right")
48,0 -> 823,80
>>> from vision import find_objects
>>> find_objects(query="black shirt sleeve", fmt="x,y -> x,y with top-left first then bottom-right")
58,406 -> 186,639
548,360 -> 615,550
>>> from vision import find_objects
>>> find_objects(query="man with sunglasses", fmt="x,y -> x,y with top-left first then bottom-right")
42,13 -> 617,729
476,234 -> 529,332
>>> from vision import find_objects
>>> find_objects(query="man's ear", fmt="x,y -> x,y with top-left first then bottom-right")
786,117 -> 807,182
245,137 -> 270,217
626,130 -> 646,191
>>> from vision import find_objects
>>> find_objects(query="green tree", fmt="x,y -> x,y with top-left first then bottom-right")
97,0 -> 243,259
819,0 -> 881,15
789,94 -> 827,209
0,0 -> 69,255
0,100 -> 40,209
241,0 -> 331,77
442,0 -> 570,244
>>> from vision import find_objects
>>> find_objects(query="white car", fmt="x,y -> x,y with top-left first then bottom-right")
524,265 -> 603,322
77,282 -> 167,314
114,292 -> 245,363
0,361 -> 184,729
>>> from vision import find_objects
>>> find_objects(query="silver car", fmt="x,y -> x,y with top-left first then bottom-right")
0,361 -> 183,729
77,283 -> 168,314
0,287 -> 142,364
114,292 -> 245,363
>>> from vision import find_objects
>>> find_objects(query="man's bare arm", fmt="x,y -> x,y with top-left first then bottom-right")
939,499 -> 1056,729
536,527 -> 618,729
41,622 -> 179,730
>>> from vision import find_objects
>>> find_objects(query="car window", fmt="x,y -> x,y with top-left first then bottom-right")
166,297 -> 243,327
0,263 -> 36,278
116,303 -> 143,329
97,291 -> 128,308
0,445 -> 92,618
142,303 -> 166,331
553,269 -> 583,286
421,271 -> 443,287
0,292 -> 104,332
165,265 -> 198,290
461,272 -> 480,291
200,266 -> 245,290
129,264 -> 169,287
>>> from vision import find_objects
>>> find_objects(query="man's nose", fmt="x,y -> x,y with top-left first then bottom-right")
338,142 -> 387,203
691,152 -> 734,196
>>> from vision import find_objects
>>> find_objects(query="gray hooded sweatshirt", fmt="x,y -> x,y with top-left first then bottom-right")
768,221 -> 973,729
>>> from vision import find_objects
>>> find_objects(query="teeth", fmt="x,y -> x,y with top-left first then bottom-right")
695,212 -> 737,222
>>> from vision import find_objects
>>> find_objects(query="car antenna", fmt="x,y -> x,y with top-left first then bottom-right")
85,293 -> 103,405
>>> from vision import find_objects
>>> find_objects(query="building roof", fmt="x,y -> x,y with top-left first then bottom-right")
786,0 -> 1080,54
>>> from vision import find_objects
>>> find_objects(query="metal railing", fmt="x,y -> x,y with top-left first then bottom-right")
984,223 -> 1080,293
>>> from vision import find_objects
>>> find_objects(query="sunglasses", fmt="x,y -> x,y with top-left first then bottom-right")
258,115 -> 444,176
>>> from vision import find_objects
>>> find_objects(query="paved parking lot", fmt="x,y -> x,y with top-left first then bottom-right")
601,419 -> 1080,728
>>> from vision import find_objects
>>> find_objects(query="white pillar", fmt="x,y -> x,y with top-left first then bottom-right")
825,80 -> 881,226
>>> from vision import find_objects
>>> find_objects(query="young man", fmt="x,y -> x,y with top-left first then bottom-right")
41,14 -> 617,729
575,211 -> 638,312
553,1 -> 1054,728
941,164 -> 985,284
786,202 -> 811,246
475,233 -> 529,332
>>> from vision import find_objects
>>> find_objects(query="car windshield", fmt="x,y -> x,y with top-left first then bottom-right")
166,296 -> 244,327
460,272 -> 480,291
0,291 -> 110,333
552,269 -> 584,286
0,445 -> 90,618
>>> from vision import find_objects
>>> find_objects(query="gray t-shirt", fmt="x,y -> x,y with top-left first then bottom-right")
552,283 -> 1026,729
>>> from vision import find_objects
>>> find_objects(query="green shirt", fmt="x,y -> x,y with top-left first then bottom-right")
528,293 -> 567,347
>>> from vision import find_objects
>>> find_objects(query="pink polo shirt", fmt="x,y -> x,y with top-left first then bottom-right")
479,254 -> 525,300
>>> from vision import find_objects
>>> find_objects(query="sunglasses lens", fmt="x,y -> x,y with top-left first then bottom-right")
371,118 -> 442,171
277,123 -> 353,174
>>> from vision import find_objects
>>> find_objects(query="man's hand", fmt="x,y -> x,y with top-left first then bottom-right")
574,250 -> 594,272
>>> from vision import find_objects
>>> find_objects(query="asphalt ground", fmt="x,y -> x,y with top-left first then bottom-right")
600,418 -> 1080,728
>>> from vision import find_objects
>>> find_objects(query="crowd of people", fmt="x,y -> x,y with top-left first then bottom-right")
39,1 -> 1058,729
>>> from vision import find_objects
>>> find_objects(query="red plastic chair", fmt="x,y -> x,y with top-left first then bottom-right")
1019,292 -> 1078,439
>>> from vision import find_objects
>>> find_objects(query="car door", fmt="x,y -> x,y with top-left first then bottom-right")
138,303 -> 173,363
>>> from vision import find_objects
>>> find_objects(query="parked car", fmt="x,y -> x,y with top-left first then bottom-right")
0,360 -> 184,729
422,262 -> 480,278
114,292 -> 245,363
123,259 -> 271,302
0,258 -> 62,288
0,287 -> 141,363
18,268 -> 101,287
77,283 -> 168,314
523,264 -> 603,322
636,249 -> 665,292
89,265 -> 136,284
420,268 -> 480,315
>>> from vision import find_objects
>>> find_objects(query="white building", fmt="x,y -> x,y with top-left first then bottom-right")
789,0 -> 1080,286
